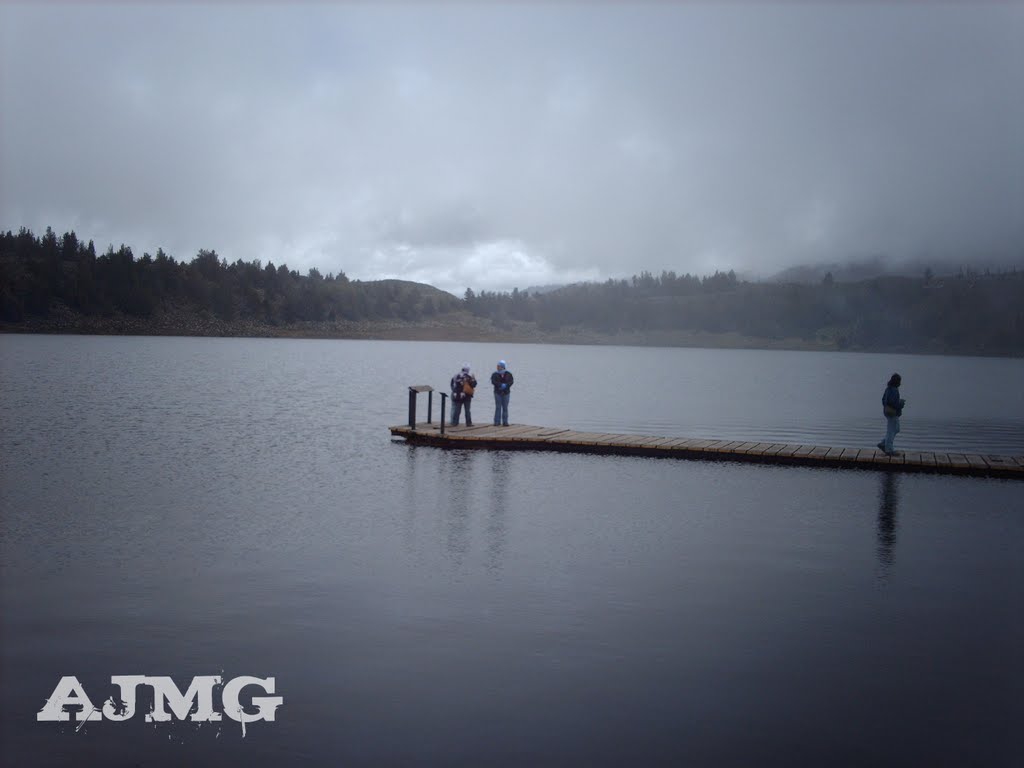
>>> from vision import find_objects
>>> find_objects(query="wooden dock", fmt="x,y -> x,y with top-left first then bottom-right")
389,422 -> 1024,480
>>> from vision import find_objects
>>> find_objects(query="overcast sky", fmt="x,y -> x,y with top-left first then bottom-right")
1,3 -> 1021,293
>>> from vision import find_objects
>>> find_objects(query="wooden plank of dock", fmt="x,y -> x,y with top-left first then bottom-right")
388,423 -> 1024,480
985,454 -> 1019,471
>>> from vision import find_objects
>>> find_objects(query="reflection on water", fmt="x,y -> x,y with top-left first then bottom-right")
876,473 -> 900,577
440,450 -> 473,565
400,441 -> 421,552
486,451 -> 509,574
432,449 -> 510,573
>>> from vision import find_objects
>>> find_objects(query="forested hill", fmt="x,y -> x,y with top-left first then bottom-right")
2,227 -> 1022,355
0,227 -> 460,324
468,268 -> 1024,355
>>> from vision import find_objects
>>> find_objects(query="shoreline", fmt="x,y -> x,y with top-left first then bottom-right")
1,313 -> 1018,358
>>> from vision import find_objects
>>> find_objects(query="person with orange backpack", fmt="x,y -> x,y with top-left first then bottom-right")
450,363 -> 477,427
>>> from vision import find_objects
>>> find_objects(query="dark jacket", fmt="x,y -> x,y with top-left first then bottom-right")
882,385 -> 903,417
451,372 -> 477,402
491,370 -> 514,394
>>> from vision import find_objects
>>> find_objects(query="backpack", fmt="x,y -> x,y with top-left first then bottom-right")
462,377 -> 475,396
451,375 -> 465,402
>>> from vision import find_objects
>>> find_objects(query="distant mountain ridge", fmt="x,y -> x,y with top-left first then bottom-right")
522,283 -> 570,295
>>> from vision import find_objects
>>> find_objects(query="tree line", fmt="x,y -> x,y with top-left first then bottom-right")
2,226 -> 1022,354
0,227 -> 459,324
466,267 -> 1023,354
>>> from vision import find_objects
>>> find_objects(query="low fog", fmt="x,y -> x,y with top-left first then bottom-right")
1,3 -> 1021,293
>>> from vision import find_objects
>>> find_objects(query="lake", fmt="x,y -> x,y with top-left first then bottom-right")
1,335 -> 1022,766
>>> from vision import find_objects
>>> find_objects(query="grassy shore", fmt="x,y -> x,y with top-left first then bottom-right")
0,304 -> 898,354
8,301 -> 1017,356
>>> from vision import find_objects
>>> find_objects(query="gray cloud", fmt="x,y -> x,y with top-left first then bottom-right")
1,3 -> 1021,293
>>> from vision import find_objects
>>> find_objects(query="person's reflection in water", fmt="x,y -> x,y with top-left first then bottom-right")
440,449 -> 473,566
485,450 -> 509,574
876,472 -> 900,578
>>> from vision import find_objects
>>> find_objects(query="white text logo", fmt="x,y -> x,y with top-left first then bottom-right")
37,676 -> 282,736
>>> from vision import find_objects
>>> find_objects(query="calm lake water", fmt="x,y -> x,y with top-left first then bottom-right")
1,335 -> 1022,766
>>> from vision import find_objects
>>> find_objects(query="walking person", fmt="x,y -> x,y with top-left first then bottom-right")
877,373 -> 906,455
450,364 -> 477,427
491,360 -> 514,426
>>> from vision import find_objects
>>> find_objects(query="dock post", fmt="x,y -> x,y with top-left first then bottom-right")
440,393 -> 447,435
406,385 -> 435,432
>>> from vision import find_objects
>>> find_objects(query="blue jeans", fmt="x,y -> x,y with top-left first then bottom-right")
494,392 -> 510,425
883,416 -> 900,453
451,398 -> 472,426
